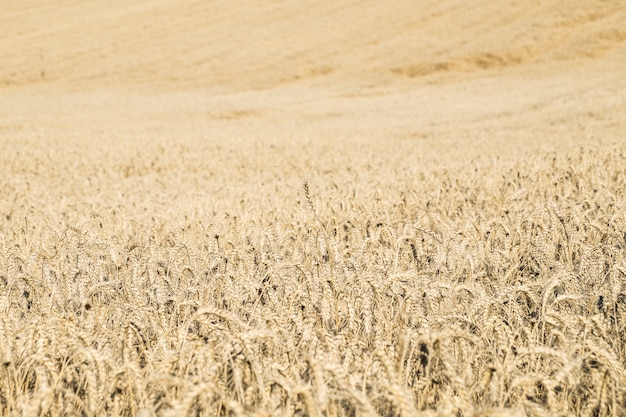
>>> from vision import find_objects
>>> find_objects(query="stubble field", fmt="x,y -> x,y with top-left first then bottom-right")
1,1 -> 626,416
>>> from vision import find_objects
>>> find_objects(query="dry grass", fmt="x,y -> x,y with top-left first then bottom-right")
1,138 -> 626,417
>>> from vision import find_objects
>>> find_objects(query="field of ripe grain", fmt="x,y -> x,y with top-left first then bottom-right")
2,1 -> 626,417
3,138 -> 626,417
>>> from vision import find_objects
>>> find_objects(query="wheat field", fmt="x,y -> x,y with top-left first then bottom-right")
2,136 -> 626,417
2,1 -> 626,416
